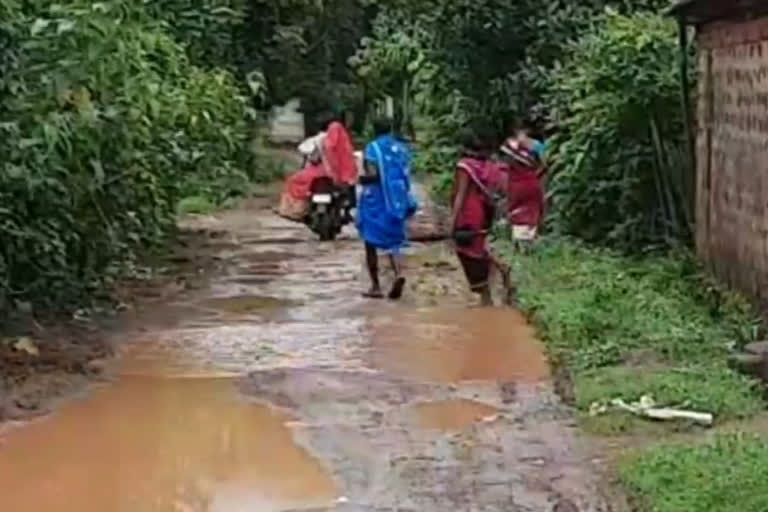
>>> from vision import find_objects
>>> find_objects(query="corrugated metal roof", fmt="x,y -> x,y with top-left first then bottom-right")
671,0 -> 768,25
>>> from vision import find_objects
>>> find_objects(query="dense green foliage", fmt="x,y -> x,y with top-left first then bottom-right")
149,0 -> 373,128
548,11 -> 694,248
622,434 -> 768,512
355,1 -> 690,249
0,1 -> 255,311
500,238 -> 763,429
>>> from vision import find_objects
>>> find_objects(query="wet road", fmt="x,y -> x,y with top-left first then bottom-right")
0,196 -> 613,511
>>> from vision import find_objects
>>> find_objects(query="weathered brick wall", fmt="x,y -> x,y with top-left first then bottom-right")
697,17 -> 768,304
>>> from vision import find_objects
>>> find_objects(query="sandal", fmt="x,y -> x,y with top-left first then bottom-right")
362,289 -> 384,299
388,277 -> 406,300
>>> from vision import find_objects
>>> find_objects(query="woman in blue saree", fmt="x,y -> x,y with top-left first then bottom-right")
357,118 -> 416,300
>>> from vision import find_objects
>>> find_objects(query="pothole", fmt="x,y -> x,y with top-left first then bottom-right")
0,378 -> 338,511
370,307 -> 550,383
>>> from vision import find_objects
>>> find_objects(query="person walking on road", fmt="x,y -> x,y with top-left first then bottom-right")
500,134 -> 545,252
357,117 -> 417,300
450,128 -> 510,306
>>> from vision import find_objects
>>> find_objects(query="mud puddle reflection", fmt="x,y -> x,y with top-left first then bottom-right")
0,378 -> 337,512
371,307 -> 550,383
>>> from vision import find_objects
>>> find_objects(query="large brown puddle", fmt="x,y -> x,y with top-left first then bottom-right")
0,378 -> 337,512
371,307 -> 550,383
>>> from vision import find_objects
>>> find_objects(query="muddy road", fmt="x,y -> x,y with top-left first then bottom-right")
0,195 -> 615,511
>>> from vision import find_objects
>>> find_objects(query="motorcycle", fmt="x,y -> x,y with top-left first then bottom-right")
304,176 -> 354,241
296,137 -> 358,241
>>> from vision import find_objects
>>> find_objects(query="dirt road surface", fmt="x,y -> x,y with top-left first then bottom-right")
0,192 -> 617,512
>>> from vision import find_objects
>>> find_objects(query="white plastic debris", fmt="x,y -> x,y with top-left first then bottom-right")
590,394 -> 713,427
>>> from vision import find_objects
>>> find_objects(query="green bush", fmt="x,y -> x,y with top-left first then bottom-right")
0,1 -> 254,311
547,11 -> 694,249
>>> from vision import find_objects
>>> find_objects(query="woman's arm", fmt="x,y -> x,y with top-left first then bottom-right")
450,169 -> 469,233
359,161 -> 379,185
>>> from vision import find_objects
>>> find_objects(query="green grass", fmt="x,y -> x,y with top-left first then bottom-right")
499,237 -> 768,509
621,433 -> 768,512
177,195 -> 215,215
497,237 -> 764,429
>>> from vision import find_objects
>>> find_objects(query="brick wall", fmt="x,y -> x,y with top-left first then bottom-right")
696,17 -> 768,304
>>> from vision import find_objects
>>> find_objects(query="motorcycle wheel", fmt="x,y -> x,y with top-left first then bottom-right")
316,213 -> 335,241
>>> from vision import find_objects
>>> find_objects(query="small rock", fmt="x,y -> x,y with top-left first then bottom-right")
87,359 -> 108,374
13,337 -> 39,356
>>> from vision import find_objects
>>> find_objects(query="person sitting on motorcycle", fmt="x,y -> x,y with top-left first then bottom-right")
278,112 -> 358,222
357,117 -> 417,300
322,112 -> 358,222
277,133 -> 328,221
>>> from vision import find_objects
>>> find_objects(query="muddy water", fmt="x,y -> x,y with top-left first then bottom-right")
0,193 -> 614,512
371,307 -> 550,383
412,399 -> 499,431
0,378 -> 337,512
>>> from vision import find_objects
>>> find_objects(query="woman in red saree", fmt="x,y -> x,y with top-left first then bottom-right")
278,133 -> 328,220
500,137 -> 545,250
278,114 -> 358,221
450,130 -> 508,306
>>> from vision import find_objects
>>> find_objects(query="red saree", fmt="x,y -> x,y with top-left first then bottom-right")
452,157 -> 503,291
507,164 -> 544,229
324,122 -> 357,185
278,162 -> 327,220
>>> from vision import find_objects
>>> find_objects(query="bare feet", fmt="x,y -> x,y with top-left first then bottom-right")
480,287 -> 493,307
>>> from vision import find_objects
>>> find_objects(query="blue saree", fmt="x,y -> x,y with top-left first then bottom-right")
356,134 -> 416,253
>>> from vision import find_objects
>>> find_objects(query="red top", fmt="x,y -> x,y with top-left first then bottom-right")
452,157 -> 503,259
284,162 -> 327,200
506,163 -> 544,227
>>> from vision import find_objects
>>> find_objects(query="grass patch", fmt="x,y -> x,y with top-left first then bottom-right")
177,195 -> 215,215
576,365 -> 763,421
621,433 -> 768,512
497,238 -> 764,428
576,365 -> 763,435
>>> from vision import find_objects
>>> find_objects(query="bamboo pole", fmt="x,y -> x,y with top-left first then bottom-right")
678,20 -> 696,231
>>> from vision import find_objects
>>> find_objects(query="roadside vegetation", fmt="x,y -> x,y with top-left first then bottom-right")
501,238 -> 763,432
0,0 -> 366,318
621,433 -> 768,512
